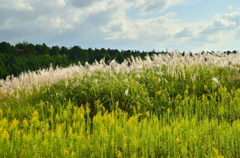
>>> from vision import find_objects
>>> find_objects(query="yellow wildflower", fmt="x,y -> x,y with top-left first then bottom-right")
10,118 -> 19,130
70,151 -> 75,157
22,118 -> 29,128
1,118 -> 8,127
86,107 -> 91,114
204,85 -> 208,90
115,151 -> 123,158
55,113 -> 60,122
72,113 -> 77,121
30,110 -> 40,127
0,109 -> 3,118
2,130 -> 10,140
212,147 -> 224,158
167,108 -> 171,114
175,137 -> 181,143
63,110 -> 68,120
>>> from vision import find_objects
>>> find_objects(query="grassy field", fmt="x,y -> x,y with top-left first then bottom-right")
1,50 -> 240,157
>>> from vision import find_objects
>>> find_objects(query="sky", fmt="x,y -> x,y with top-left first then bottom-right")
0,0 -> 240,53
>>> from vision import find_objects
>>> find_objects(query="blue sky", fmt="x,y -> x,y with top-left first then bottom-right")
0,0 -> 240,53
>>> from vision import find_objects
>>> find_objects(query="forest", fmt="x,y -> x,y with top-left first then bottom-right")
0,41 -> 237,79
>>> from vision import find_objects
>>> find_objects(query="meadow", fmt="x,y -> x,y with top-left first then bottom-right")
1,50 -> 240,157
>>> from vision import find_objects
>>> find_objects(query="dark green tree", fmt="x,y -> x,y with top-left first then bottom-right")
50,46 -> 60,56
116,52 -> 125,63
11,63 -> 19,76
0,42 -> 14,54
0,58 -> 7,78
79,49 -> 89,64
35,43 -> 50,55
60,46 -> 68,55
69,46 -> 82,61
93,48 -> 105,62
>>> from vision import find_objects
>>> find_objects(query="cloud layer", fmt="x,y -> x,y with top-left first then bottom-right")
0,0 -> 240,52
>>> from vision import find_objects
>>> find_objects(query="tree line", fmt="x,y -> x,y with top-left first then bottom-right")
0,41 -> 166,79
0,41 -> 238,79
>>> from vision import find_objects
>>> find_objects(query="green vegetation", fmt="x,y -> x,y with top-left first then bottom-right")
1,51 -> 240,157
0,41 -> 166,79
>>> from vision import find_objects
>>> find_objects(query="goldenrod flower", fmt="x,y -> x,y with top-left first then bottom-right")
175,137 -> 181,143
22,118 -> 29,128
86,107 -> 91,114
1,118 -> 8,128
10,118 -> 19,130
63,148 -> 69,156
212,147 -> 224,158
30,110 -> 40,127
167,108 -> 171,114
7,107 -> 11,114
72,113 -> 77,121
55,113 -> 60,122
204,85 -> 208,90
0,109 -> 3,118
70,151 -> 75,157
2,130 -> 10,140
63,110 -> 68,120
115,151 -> 123,158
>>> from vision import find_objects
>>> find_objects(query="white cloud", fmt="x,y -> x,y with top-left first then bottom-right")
199,12 -> 240,35
0,0 -> 239,52
45,0 -> 67,8
184,12 -> 240,51
132,0 -> 188,15
70,0 -> 98,8
228,5 -> 233,10
135,0 -> 170,14
222,12 -> 240,24
0,17 -> 15,30
174,27 -> 194,38
101,12 -> 178,41
213,19 -> 237,29
0,0 -> 34,11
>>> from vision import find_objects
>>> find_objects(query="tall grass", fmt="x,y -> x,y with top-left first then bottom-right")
1,101 -> 240,157
1,50 -> 240,157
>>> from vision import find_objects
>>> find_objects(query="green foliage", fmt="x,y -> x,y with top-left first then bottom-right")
0,100 -> 240,157
1,50 -> 240,157
0,41 -> 164,79
2,63 -> 240,120
25,71 -> 151,117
